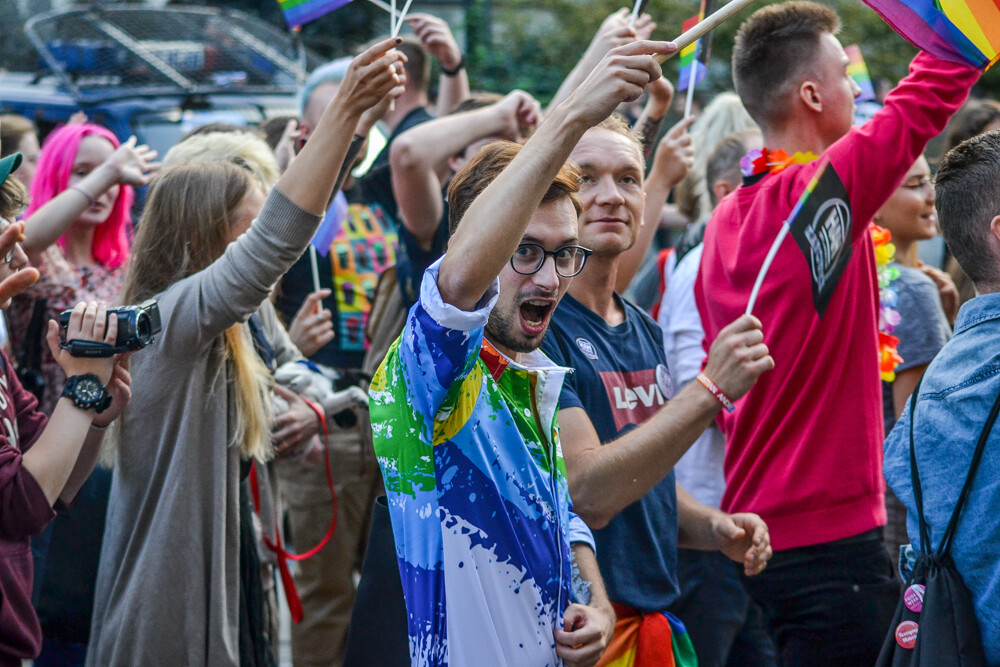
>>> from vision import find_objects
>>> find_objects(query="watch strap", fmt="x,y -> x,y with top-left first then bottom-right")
440,54 -> 465,76
62,374 -> 112,414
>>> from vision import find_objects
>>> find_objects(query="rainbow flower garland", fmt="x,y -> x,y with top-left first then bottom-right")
741,148 -> 903,382
740,147 -> 819,177
871,224 -> 904,381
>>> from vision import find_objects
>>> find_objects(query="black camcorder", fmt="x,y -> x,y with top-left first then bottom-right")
59,299 -> 162,358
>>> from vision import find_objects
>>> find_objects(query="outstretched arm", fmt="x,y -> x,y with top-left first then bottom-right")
439,40 -> 675,311
390,90 -> 541,249
22,137 -> 158,263
276,38 -> 406,215
405,13 -> 470,115
559,314 -> 773,529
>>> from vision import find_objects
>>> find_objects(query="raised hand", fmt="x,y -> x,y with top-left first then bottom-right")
287,288 -> 335,357
588,8 -> 656,58
492,90 -> 543,141
702,313 -> 774,401
564,40 -> 675,130
406,13 -> 463,71
0,220 -> 39,307
333,37 -> 408,119
106,136 -> 159,187
649,116 -> 695,190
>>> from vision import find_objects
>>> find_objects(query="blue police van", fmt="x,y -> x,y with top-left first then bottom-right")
0,5 -> 322,152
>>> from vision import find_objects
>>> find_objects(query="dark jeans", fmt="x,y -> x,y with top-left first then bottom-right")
742,529 -> 901,666
342,496 -> 410,667
668,549 -> 777,667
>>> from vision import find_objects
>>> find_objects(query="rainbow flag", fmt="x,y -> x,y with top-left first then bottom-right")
279,0 -> 352,29
677,12 -> 707,91
845,45 -> 876,102
861,0 -> 999,69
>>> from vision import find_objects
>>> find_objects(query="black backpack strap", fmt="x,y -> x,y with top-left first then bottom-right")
909,373 -> 1000,558
907,375 -> 932,556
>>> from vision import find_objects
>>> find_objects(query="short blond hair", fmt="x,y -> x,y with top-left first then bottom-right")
163,131 -> 279,192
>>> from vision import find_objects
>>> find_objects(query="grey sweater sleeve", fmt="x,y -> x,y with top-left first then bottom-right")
158,187 -> 322,355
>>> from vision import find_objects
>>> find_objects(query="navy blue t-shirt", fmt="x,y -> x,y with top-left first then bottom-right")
541,293 -> 679,612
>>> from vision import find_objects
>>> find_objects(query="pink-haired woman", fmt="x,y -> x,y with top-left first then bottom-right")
7,123 -> 156,414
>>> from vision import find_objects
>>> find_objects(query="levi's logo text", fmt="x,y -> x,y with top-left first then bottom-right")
788,165 -> 852,316
600,369 -> 666,431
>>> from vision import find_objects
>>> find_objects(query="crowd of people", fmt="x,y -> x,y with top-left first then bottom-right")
0,2 -> 998,666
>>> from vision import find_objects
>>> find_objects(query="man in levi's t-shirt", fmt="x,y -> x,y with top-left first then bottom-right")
542,113 -> 775,666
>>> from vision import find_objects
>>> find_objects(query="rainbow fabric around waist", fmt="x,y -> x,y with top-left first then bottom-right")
596,603 -> 698,667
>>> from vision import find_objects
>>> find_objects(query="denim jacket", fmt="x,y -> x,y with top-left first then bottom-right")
884,291 -> 1000,664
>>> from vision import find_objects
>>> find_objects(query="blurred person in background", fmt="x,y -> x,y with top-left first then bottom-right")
872,155 -> 956,562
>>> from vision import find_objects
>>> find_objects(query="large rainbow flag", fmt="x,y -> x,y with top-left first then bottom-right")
861,0 -> 999,69
279,0 -> 352,29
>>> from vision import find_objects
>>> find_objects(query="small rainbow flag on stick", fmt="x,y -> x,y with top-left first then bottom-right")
845,45 -> 876,102
279,0 -> 352,29
677,2 -> 714,92
861,0 -> 999,69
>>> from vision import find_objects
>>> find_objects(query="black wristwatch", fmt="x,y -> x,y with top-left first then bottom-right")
62,374 -> 112,414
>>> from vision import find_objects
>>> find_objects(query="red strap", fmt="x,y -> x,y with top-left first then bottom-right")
249,398 -> 337,623
649,248 -> 675,321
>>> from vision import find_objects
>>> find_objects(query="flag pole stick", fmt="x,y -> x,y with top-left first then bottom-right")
629,0 -> 643,28
655,0 -> 757,64
745,224 -> 788,316
746,156 -> 830,315
393,0 -> 414,35
683,60 -> 698,117
309,246 -> 322,295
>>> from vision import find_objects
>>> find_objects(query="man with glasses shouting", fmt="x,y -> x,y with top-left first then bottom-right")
541,116 -> 775,665
371,40 -> 678,667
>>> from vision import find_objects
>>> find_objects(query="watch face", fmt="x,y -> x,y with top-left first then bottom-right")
76,377 -> 102,402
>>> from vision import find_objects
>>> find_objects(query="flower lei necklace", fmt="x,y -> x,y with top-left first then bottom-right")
740,147 -> 819,177
872,225 -> 903,381
741,147 -> 903,381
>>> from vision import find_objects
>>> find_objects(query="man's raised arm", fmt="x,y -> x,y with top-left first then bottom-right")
390,90 -> 541,249
438,40 -> 676,311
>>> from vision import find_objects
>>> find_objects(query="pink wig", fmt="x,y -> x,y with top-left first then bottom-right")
25,123 -> 134,269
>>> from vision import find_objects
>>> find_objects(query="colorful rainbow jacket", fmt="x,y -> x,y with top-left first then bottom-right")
370,259 -> 595,666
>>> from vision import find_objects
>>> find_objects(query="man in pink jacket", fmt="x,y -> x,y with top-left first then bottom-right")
695,2 -> 980,663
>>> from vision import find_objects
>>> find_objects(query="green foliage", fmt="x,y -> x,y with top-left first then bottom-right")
462,0 -> 997,103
